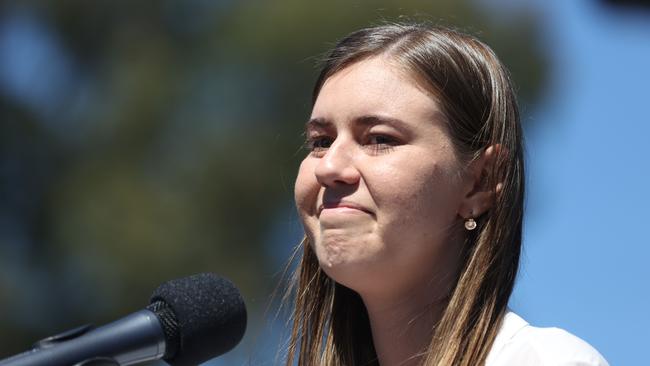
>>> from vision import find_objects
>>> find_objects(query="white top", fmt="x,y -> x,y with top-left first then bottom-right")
486,311 -> 609,366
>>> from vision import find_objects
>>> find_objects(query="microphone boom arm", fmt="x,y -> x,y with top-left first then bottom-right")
0,310 -> 165,366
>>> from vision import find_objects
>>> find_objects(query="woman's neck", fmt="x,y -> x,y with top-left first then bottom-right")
361,282 -> 448,366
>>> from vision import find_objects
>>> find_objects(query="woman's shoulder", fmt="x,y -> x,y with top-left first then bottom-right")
485,311 -> 609,366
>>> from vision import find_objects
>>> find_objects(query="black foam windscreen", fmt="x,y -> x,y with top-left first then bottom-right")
149,273 -> 247,366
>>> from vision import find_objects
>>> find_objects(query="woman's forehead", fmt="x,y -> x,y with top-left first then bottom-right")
312,57 -> 444,123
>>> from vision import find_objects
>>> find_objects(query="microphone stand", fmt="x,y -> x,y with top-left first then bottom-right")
33,325 -> 119,366
0,310 -> 165,366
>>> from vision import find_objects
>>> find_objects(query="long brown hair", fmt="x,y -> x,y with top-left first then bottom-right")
285,23 -> 524,366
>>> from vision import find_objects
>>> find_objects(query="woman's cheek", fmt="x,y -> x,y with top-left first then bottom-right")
294,161 -> 318,214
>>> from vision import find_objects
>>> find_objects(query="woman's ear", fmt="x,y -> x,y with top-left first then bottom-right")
458,145 -> 504,219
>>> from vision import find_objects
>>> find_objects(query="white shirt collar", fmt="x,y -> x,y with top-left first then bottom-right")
485,309 -> 529,365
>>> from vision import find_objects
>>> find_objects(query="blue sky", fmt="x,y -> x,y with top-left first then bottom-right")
492,1 -> 650,365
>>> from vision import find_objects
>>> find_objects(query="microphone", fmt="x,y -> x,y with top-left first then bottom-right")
0,273 -> 247,366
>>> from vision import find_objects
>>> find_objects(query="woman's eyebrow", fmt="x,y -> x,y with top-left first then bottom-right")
305,115 -> 415,136
354,115 -> 412,135
305,117 -> 331,130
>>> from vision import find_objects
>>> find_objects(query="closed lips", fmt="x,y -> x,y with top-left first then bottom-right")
318,202 -> 372,215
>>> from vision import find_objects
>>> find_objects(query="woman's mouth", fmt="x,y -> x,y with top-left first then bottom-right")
318,201 -> 372,217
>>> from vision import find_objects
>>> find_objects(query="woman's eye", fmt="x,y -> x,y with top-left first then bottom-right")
366,134 -> 398,153
305,136 -> 334,152
369,135 -> 394,145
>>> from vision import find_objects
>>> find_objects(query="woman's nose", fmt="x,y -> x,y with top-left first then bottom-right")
314,140 -> 360,187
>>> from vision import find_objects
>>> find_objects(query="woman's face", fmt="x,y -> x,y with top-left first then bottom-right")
295,57 -> 471,297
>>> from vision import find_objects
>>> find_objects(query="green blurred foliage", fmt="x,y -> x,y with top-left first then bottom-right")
0,0 -> 546,361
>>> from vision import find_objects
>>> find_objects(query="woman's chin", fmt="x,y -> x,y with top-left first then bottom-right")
317,254 -> 386,294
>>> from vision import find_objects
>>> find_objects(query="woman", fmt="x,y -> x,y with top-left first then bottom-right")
288,23 -> 608,366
